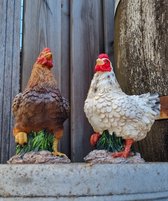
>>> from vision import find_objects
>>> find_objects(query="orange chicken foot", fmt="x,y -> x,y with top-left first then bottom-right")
13,128 -> 27,145
112,139 -> 134,158
52,129 -> 66,157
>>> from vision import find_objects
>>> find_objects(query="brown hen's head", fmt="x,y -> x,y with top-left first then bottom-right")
36,48 -> 53,69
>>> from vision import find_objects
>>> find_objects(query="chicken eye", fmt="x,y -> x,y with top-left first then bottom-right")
94,88 -> 97,92
107,75 -> 110,79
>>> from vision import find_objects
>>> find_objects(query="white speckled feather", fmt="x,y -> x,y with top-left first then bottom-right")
84,70 -> 160,141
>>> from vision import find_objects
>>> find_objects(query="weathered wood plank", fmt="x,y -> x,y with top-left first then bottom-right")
9,0 -> 21,158
22,0 -> 62,88
0,0 -> 7,163
114,0 -> 168,161
160,96 -> 168,120
0,0 -> 20,163
60,0 -> 70,156
70,0 -> 104,161
103,0 -> 115,63
22,0 -> 70,156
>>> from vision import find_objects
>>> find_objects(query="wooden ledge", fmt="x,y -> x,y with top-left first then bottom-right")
159,96 -> 168,119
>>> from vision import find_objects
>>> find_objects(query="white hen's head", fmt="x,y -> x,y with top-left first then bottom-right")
95,53 -> 112,73
87,54 -> 121,98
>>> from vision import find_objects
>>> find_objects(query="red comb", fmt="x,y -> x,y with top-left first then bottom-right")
42,48 -> 51,52
98,53 -> 109,59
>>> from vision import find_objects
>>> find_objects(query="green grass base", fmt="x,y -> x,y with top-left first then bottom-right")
96,130 -> 125,152
16,130 -> 54,155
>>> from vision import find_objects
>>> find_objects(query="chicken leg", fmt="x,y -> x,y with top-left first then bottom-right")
112,139 -> 134,158
13,128 -> 27,145
90,133 -> 101,146
52,129 -> 65,157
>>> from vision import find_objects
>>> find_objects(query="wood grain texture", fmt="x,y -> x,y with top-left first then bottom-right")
114,0 -> 168,161
60,0 -> 70,157
22,0 -> 70,156
70,0 -> 104,161
103,0 -> 115,63
0,0 -> 20,163
22,0 -> 61,88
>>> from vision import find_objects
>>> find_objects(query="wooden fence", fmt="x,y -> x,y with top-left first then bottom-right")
0,0 -> 20,163
2,0 -> 167,164
0,0 -> 114,163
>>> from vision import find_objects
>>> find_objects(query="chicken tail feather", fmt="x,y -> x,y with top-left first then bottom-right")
149,93 -> 160,117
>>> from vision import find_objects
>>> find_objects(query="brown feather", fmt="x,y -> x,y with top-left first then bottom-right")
12,62 -> 70,135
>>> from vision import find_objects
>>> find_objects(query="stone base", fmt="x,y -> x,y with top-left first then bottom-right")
84,150 -> 145,164
0,163 -> 168,200
7,151 -> 71,164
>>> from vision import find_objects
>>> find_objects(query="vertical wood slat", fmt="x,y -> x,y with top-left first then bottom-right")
22,0 -> 70,156
103,0 -> 115,64
9,0 -> 21,158
60,0 -> 70,157
70,0 -> 104,161
0,0 -> 7,163
0,0 -> 20,163
22,0 -> 61,88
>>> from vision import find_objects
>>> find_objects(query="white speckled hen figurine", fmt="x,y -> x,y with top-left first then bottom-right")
84,53 -> 160,158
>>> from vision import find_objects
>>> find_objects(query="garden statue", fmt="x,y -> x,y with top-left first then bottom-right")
8,48 -> 70,164
84,53 -> 160,163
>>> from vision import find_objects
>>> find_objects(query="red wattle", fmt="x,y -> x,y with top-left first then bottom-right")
36,57 -> 53,68
95,64 -> 111,72
46,60 -> 53,68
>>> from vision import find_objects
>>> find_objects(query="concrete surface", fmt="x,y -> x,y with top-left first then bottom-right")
0,163 -> 168,200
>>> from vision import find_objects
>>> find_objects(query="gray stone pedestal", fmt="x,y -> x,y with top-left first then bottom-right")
0,163 -> 168,200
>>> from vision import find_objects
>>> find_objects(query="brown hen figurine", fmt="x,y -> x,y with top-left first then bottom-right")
12,48 -> 70,157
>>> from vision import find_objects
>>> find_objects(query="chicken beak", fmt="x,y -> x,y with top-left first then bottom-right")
45,52 -> 52,60
96,58 -> 104,65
